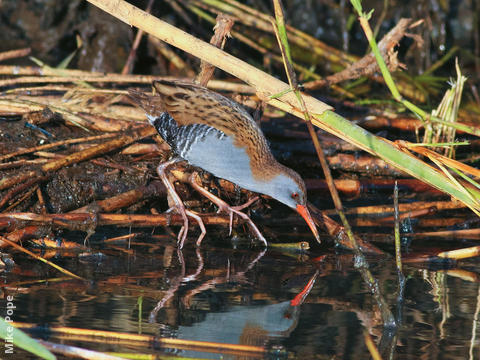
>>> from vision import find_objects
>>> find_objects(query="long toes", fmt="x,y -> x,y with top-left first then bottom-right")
229,211 -> 234,236
232,196 -> 259,211
196,231 -> 206,247
215,204 -> 229,214
177,225 -> 185,243
185,210 -> 206,247
245,220 -> 267,247
230,209 -> 267,246
178,225 -> 188,249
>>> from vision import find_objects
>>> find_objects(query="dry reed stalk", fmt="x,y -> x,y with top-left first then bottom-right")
0,47 -> 31,61
1,212 -> 232,228
14,322 -> 267,356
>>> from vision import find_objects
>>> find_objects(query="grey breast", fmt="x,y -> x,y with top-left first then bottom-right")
174,123 -> 261,191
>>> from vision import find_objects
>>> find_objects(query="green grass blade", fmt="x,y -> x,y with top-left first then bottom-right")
0,317 -> 56,359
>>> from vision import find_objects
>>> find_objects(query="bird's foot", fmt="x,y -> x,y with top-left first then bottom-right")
189,173 -> 267,247
224,202 -> 267,247
216,196 -> 259,235
164,202 -> 206,248
158,158 -> 207,248
185,209 -> 206,247
164,203 -> 189,248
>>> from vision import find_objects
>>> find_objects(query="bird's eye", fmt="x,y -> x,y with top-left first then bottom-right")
291,192 -> 299,199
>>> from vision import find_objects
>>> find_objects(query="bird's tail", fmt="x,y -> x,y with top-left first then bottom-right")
152,79 -> 204,97
127,89 -> 167,125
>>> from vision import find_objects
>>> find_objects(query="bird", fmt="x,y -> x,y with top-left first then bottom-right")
129,80 -> 319,248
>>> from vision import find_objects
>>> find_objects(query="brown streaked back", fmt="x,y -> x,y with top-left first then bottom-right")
152,80 -> 277,180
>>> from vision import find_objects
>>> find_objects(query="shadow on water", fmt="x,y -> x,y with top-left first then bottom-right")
2,230 -> 480,359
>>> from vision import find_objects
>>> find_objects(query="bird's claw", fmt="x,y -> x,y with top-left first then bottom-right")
165,205 -> 206,249
189,172 -> 267,246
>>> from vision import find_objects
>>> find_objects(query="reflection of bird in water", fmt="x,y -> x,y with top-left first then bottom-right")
177,301 -> 300,359
129,80 -> 319,247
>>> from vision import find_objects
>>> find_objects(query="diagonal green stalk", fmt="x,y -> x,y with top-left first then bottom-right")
313,109 -> 480,211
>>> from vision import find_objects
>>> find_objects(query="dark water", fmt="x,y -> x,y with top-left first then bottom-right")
2,234 -> 480,359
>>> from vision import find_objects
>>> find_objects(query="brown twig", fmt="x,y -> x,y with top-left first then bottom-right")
0,48 -> 31,62
437,246 -> 480,260
0,212 -> 232,228
304,19 -> 411,89
0,158 -> 49,170
412,228 -> 480,239
323,199 -> 464,216
0,236 -> 84,280
72,181 -> 166,213
306,178 -> 443,197
0,70 -> 255,93
0,176 -> 48,209
196,13 -> 235,86
121,0 -> 155,75
326,153 -> 405,176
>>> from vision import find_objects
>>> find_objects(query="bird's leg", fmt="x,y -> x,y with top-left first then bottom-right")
185,209 -> 206,246
189,172 -> 267,247
157,158 -> 207,248
157,158 -> 189,248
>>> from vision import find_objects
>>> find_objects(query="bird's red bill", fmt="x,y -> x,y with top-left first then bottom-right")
296,204 -> 320,243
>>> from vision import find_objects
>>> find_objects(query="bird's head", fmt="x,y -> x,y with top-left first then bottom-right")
267,166 -> 320,243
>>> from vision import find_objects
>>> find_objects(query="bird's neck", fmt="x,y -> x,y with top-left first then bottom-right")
251,158 -> 296,182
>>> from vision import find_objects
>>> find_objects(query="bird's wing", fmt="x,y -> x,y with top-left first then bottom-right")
152,80 -> 250,133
